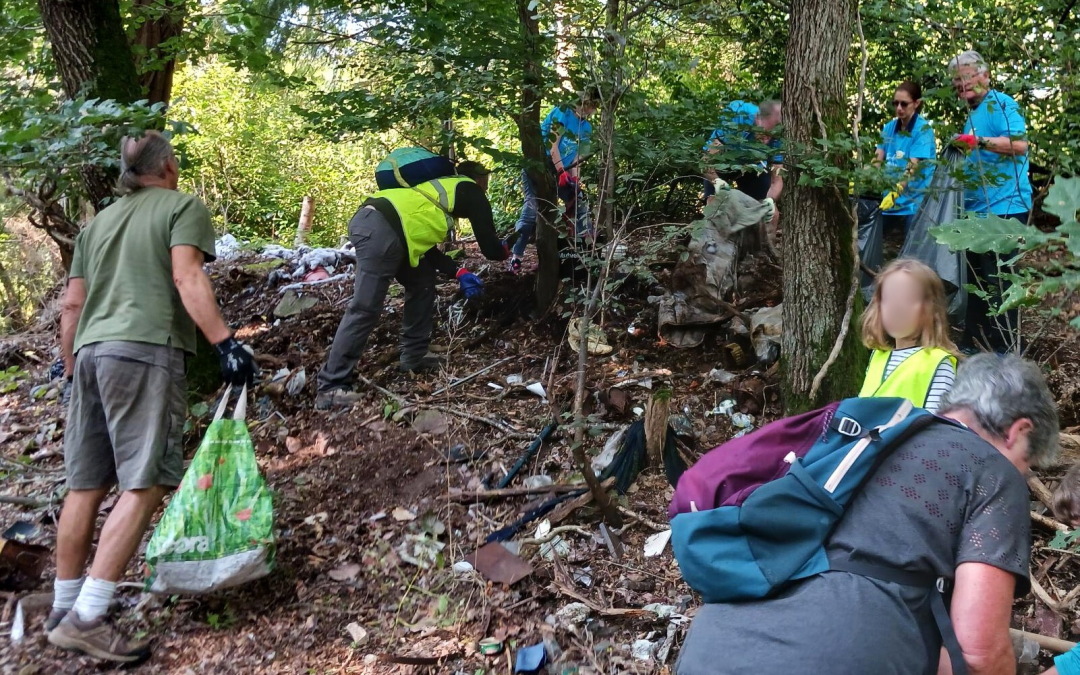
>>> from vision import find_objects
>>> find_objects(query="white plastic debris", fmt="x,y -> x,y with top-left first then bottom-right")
644,529 -> 672,558
286,368 -> 307,397
506,374 -> 523,385
592,426 -> 628,475
632,638 -> 657,662
523,475 -> 554,490
705,399 -> 737,417
215,234 -> 242,260
10,600 -> 24,643
526,382 -> 548,399
535,519 -> 571,560
452,561 -> 475,575
731,412 -> 755,429
708,368 -> 737,384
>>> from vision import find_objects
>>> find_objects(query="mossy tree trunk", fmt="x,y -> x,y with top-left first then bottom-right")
779,0 -> 866,414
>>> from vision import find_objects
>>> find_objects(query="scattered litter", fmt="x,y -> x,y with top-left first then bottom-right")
572,566 -> 593,587
327,563 -> 361,582
344,622 -> 368,644
302,266 -> 330,283
285,368 -> 306,396
452,561 -> 474,575
215,234 -> 242,260
708,368 -> 737,384
525,382 -> 548,400
369,511 -> 387,522
749,304 -> 783,366
705,399 -> 737,417
644,529 -> 672,558
487,382 -> 504,390
466,542 -> 533,586
592,426 -> 628,475
730,412 -> 755,429
514,642 -> 548,673
555,602 -> 592,626
656,622 -> 680,663
9,600 -> 23,643
506,374 -> 523,385
273,290 -> 318,318
567,318 -> 613,356
523,475 -> 553,490
643,603 -> 687,622
479,637 -> 504,656
632,638 -> 657,662
668,414 -> 695,438
392,507 -> 416,522
633,406 -> 645,416
535,520 -> 571,561
397,529 -> 445,569
599,523 -> 624,560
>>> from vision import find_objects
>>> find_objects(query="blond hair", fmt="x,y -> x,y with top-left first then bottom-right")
861,258 -> 959,355
118,131 -> 175,194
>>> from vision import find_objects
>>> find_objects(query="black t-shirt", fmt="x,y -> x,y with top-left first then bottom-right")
675,422 -> 1031,675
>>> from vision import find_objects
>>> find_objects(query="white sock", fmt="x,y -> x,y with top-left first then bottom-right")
52,577 -> 85,612
71,577 -> 117,621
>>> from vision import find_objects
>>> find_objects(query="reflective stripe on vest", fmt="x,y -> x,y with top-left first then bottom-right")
857,347 -> 956,408
369,176 -> 473,267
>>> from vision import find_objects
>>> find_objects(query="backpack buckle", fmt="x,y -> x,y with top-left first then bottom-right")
835,417 -> 863,437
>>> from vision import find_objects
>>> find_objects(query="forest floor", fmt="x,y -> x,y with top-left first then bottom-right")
0,224 -> 1079,674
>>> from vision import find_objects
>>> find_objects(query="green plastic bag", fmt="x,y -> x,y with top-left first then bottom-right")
145,385 -> 274,594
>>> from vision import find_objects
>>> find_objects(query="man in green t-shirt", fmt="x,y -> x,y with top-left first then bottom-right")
46,132 -> 256,664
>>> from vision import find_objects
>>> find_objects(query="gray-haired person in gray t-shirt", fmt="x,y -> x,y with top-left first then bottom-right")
676,354 -> 1059,675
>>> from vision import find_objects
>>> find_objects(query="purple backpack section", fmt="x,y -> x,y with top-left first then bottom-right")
668,402 -> 840,518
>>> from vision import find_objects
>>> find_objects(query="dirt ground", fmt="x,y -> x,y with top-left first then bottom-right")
0,230 -> 1078,674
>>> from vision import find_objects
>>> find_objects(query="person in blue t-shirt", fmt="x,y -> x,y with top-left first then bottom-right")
948,50 -> 1032,353
874,81 -> 937,235
701,99 -> 784,204
509,87 -> 599,273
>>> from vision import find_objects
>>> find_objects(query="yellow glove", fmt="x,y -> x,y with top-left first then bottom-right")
879,184 -> 904,211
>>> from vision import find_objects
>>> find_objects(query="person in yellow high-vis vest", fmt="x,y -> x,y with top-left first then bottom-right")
316,161 -> 509,410
859,259 -> 959,412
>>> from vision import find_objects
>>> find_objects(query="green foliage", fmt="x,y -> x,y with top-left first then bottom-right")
933,176 -> 1080,327
0,365 -> 27,393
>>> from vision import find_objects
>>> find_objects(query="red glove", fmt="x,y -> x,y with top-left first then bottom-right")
558,170 -> 578,188
953,134 -> 978,151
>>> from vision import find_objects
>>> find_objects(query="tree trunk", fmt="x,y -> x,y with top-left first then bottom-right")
516,0 -> 560,313
131,0 -> 186,106
779,0 -> 865,414
595,0 -> 620,239
38,0 -> 142,212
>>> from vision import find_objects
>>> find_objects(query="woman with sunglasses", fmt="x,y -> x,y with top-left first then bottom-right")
875,81 -> 937,234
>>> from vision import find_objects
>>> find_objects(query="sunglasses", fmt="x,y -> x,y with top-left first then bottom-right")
892,100 -> 914,108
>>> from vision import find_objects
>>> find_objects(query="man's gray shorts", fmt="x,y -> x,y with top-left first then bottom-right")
64,341 -> 187,491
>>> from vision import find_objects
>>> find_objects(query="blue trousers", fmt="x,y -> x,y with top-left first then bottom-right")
513,169 -> 592,258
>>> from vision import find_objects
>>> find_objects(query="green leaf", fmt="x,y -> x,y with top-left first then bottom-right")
929,213 -> 1045,254
1049,528 -> 1080,550
1044,177 -> 1080,225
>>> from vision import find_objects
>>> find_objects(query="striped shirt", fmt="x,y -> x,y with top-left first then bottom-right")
883,347 -> 956,413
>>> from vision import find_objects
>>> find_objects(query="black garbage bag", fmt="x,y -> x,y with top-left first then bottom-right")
900,147 -> 967,324
856,196 -> 883,303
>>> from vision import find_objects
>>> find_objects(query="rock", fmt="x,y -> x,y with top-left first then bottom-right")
555,602 -> 591,627
345,622 -> 368,644
411,409 -> 449,435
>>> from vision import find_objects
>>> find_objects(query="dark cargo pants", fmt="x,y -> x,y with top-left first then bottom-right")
317,206 -> 436,392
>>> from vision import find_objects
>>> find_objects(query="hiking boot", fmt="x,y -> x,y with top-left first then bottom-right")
48,612 -> 151,664
315,388 -> 364,410
508,257 -> 522,275
399,354 -> 446,374
44,609 -> 67,633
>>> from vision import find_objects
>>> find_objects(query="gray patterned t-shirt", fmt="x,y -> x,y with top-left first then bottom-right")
675,422 -> 1031,675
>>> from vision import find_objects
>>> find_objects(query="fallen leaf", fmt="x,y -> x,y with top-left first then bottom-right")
345,622 -> 368,644
392,507 -> 416,522
328,563 -> 361,582
285,437 -> 302,453
466,542 -> 533,586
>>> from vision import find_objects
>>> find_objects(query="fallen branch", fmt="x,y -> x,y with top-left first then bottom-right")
548,478 -> 616,525
518,525 -> 594,547
430,357 -> 514,396
1028,475 -> 1057,513
1031,575 -> 1065,614
0,494 -> 55,508
450,484 -> 587,502
1010,628 -> 1077,654
357,375 -> 406,406
421,405 -> 533,440
1031,510 -> 1069,532
551,579 -> 650,619
616,505 -> 669,532
278,273 -> 352,293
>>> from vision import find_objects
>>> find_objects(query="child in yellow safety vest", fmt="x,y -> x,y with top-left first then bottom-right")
859,259 -> 959,412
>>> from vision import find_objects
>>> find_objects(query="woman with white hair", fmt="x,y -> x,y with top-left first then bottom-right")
948,50 -> 1033,353
676,354 -> 1058,675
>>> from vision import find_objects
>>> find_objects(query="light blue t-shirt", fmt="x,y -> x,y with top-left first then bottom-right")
962,90 -> 1032,216
876,113 -> 937,216
704,100 -> 783,168
541,106 -> 593,169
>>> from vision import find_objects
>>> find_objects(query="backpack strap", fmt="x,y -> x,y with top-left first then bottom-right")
830,558 -> 968,675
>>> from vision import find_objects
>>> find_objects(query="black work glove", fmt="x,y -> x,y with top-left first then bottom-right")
214,336 -> 257,386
